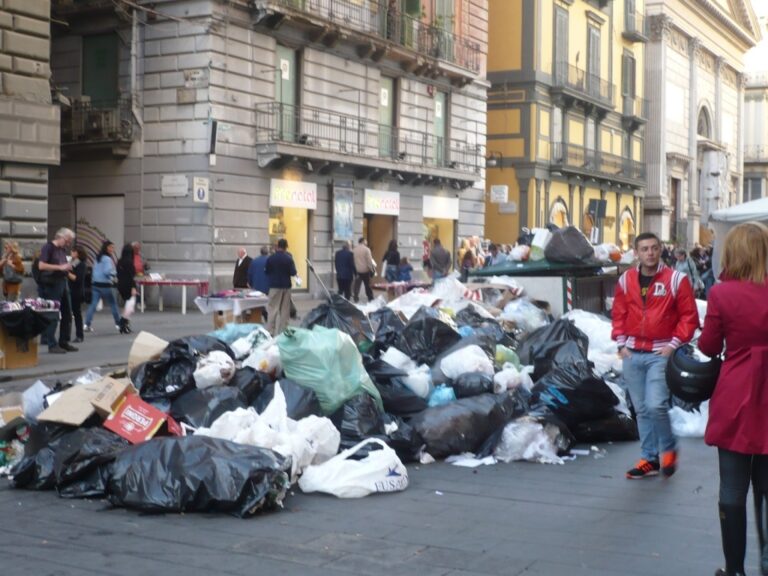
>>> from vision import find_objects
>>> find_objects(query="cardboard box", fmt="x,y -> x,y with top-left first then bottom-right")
212,310 -> 234,330
0,326 -> 38,370
37,377 -> 136,426
128,331 -> 169,373
104,394 -> 181,444
0,391 -> 23,426
212,308 -> 264,329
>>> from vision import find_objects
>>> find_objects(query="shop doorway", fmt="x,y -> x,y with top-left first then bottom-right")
364,214 -> 396,280
268,206 -> 308,289
423,217 -> 456,267
75,195 -> 125,263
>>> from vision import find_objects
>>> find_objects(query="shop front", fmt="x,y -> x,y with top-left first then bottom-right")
269,178 -> 316,289
363,189 -> 400,278
423,195 -> 459,267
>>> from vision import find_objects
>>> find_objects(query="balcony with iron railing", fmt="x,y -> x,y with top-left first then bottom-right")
61,96 -> 134,156
621,95 -> 647,131
550,142 -> 645,184
251,0 -> 481,81
254,101 -> 481,183
622,12 -> 647,42
551,62 -> 615,113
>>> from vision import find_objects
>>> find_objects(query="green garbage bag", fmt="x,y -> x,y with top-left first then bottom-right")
495,345 -> 521,369
276,326 -> 383,415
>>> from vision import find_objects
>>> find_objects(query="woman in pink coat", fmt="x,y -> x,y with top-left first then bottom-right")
699,221 -> 768,576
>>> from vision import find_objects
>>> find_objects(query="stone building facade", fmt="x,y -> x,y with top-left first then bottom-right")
644,0 -> 760,246
0,0 -> 59,263
48,0 -> 488,298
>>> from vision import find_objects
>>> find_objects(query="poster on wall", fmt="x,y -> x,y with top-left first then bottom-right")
332,183 -> 355,242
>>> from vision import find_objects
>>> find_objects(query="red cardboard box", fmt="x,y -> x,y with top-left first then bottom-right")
104,394 -> 181,444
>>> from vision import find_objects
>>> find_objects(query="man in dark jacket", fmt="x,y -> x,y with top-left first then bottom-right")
233,247 -> 252,289
334,241 -> 355,300
265,239 -> 296,335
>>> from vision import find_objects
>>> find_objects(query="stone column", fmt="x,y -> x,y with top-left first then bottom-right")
687,37 -> 701,246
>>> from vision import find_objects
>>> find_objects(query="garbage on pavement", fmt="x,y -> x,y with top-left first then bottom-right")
3,266 -> 646,518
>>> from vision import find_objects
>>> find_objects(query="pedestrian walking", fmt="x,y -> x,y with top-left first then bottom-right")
68,245 -> 87,343
38,228 -> 77,354
611,231 -> 699,479
265,238 -> 297,336
232,247 -> 252,289
429,238 -> 452,281
673,248 -> 704,295
382,240 -> 400,283
334,241 -> 355,300
84,240 -> 123,335
247,246 -> 270,321
698,222 -> 768,576
116,244 -> 137,334
353,237 -> 375,303
1,240 -> 25,302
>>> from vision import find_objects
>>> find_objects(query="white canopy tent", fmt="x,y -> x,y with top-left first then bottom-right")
708,197 -> 768,276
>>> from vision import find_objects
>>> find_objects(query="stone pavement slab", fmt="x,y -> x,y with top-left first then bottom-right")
0,437 -> 756,576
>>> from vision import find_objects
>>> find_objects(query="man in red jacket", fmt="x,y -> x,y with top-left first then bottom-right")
612,232 -> 699,479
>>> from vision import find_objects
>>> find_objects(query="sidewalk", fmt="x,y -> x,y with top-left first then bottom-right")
0,297 -> 325,392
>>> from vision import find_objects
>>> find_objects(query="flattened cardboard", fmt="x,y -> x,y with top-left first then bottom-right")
90,377 -> 136,418
128,331 -> 169,372
37,385 -> 100,426
0,391 -> 22,425
104,394 -> 181,444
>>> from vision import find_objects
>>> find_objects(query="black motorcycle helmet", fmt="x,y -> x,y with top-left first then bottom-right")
666,344 -> 722,403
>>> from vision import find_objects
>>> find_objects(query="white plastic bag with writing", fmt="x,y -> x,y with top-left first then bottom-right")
298,438 -> 409,498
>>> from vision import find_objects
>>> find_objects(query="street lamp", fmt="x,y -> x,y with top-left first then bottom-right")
486,151 -> 503,169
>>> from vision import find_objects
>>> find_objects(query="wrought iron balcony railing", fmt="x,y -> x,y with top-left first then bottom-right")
623,12 -> 647,42
744,145 -> 768,160
551,142 -> 645,181
622,96 -> 647,120
552,61 -> 614,107
260,0 -> 481,73
255,101 -> 481,175
61,96 -> 134,145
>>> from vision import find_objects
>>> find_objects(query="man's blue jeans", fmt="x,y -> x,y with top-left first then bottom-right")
622,351 -> 676,461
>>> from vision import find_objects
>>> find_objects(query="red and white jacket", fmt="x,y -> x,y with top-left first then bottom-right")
611,263 -> 699,352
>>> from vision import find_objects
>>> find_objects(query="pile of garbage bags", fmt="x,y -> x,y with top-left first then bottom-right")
2,274 -> 647,518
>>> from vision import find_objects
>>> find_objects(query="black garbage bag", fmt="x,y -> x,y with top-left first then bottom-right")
477,407 -> 575,459
395,306 -> 461,366
431,328 -> 497,385
170,387 -> 248,429
531,365 -> 618,428
132,348 -> 197,402
363,357 -> 408,382
11,421 -> 82,490
383,414 -> 424,463
228,367 -> 272,404
454,307 -> 515,347
301,294 -> 374,348
332,393 -> 387,451
517,319 -> 590,376
670,395 -> 702,413
373,376 -> 429,416
410,392 -> 527,458
54,428 -> 130,498
0,307 -> 50,340
252,379 -> 323,420
172,335 -> 235,359
572,413 -> 639,443
369,307 -> 406,354
544,226 -> 595,264
451,372 -> 494,398
107,436 -> 291,518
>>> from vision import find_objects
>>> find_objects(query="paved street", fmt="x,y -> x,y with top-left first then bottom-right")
0,302 -> 753,576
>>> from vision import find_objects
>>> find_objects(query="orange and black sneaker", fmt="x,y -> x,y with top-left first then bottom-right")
626,459 -> 660,479
661,450 -> 678,478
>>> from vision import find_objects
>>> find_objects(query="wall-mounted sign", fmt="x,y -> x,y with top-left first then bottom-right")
160,174 -> 188,197
490,185 -> 508,203
193,177 -> 209,204
270,179 -> 317,209
280,59 -> 290,80
498,201 -> 518,214
333,184 -> 355,242
423,195 -> 459,220
364,189 -> 400,216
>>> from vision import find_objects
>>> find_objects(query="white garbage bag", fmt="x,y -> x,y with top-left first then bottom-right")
231,325 -> 273,360
298,438 -> 409,498
669,402 -> 708,438
563,309 -> 620,375
193,350 -> 236,389
440,345 -> 494,380
381,346 -> 416,372
402,364 -> 432,398
493,363 -> 534,394
242,342 -> 282,375
494,419 -> 564,465
529,228 -> 553,261
499,298 -> 548,333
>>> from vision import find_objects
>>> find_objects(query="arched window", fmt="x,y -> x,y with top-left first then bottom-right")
619,207 -> 636,251
549,198 -> 570,227
697,107 -> 712,139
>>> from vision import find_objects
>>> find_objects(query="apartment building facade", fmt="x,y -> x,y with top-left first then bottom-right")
48,0 -> 488,296
485,0 -> 646,251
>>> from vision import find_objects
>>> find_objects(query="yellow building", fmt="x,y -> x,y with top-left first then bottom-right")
485,0 -> 646,250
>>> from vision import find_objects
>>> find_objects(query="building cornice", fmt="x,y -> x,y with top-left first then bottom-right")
677,0 -> 760,49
